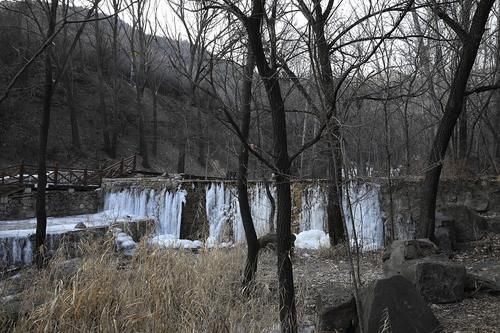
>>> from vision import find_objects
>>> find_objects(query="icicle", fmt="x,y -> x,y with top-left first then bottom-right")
299,184 -> 327,232
103,187 -> 186,238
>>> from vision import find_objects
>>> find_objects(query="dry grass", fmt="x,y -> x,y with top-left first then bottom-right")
2,240 -> 284,333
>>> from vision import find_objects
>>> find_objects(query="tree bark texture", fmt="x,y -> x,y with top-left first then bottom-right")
238,48 -> 259,290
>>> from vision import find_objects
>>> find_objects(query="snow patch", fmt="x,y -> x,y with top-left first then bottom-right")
294,230 -> 330,250
149,234 -> 203,249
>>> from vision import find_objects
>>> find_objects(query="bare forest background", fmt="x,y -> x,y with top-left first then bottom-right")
1,0 -> 498,179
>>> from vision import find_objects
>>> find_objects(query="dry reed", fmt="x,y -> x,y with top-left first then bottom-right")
3,239 -> 284,333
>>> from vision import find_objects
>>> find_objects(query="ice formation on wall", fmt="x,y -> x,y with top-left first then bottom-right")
343,182 -> 384,251
296,182 -> 384,251
0,236 -> 32,266
203,181 -> 384,250
1,179 -> 386,267
104,187 -> 186,238
205,182 -> 274,244
299,184 -> 327,232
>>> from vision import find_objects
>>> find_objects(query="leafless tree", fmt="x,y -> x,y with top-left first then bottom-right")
419,0 -> 496,239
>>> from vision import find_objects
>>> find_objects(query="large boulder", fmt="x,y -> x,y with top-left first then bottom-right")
317,296 -> 357,333
382,239 -> 439,274
438,205 -> 488,242
465,261 -> 500,294
257,233 -> 296,251
383,239 -> 466,303
360,275 -> 441,333
49,257 -> 83,284
413,260 -> 466,303
434,214 -> 457,253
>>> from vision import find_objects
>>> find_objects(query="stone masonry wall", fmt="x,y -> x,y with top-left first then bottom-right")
0,189 -> 100,220
379,177 -> 500,240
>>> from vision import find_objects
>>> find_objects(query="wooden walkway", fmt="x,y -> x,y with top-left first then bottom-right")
0,154 -> 136,190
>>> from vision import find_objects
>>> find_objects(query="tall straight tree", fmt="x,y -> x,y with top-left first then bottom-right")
32,0 -> 99,266
94,9 -> 112,154
419,0 -> 496,239
297,0 -> 345,245
216,0 -> 297,330
35,0 -> 59,267
126,0 -> 153,168
237,45 -> 259,290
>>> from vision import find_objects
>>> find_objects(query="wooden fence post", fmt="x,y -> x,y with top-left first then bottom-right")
83,167 -> 88,187
54,162 -> 59,186
19,161 -> 24,184
99,164 -> 103,187
120,158 -> 124,176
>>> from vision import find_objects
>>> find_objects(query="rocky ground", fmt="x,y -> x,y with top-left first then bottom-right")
257,233 -> 500,332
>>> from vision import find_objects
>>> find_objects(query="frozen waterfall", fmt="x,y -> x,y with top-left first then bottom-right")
205,182 -> 274,244
300,184 -> 328,232
203,181 -> 384,250
343,182 -> 384,251
297,182 -> 384,251
104,187 -> 186,238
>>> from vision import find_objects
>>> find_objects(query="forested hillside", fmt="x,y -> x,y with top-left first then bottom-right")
0,1 -> 233,175
1,0 -> 499,179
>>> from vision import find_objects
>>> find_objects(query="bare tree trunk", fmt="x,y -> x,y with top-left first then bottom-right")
327,131 -> 345,244
64,60 -> 81,150
177,115 -> 187,173
137,96 -> 149,168
109,0 -> 122,158
264,178 -> 276,233
311,0 -> 345,245
494,3 -> 500,160
458,103 -> 468,160
419,0 -> 495,239
458,1 -> 473,161
35,0 -> 58,268
245,1 -> 297,329
239,48 -> 259,290
152,90 -> 158,156
95,12 -> 111,154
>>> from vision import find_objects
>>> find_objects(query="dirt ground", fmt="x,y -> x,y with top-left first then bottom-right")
257,234 -> 500,332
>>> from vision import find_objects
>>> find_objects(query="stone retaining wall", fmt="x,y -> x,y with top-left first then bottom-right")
0,189 -> 100,220
379,177 -> 500,240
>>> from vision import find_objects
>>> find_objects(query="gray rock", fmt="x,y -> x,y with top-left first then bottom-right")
49,257 -> 82,283
434,223 -> 456,254
414,260 -> 466,303
464,193 -> 489,213
465,262 -> 500,293
383,239 -> 466,303
438,205 -> 488,242
258,233 -> 296,251
360,275 -> 442,333
74,222 -> 87,229
485,215 -> 500,234
317,296 -> 357,333
382,239 -> 439,274
0,294 -> 35,323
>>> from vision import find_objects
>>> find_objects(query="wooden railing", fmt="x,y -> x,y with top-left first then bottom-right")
100,154 -> 137,178
0,154 -> 136,189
